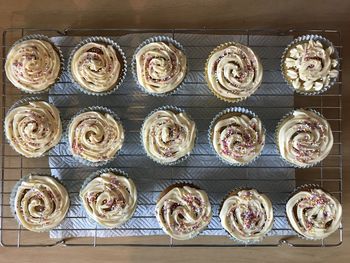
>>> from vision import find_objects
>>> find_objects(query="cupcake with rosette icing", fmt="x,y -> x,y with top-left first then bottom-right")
219,188 -> 274,243
209,107 -> 265,166
4,99 -> 62,158
155,183 -> 212,240
132,36 -> 187,95
5,35 -> 63,93
80,169 -> 137,228
69,37 -> 127,95
286,185 -> 342,240
276,109 -> 333,168
281,35 -> 339,95
67,107 -> 124,166
10,174 -> 70,232
205,42 -> 263,102
141,106 -> 196,165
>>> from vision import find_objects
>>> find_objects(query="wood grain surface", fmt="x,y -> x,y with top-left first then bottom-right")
0,0 -> 349,262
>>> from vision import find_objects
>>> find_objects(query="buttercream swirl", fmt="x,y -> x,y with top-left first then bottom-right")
68,111 -> 124,163
220,189 -> 274,242
135,42 -> 187,94
80,172 -> 137,228
277,109 -> 333,167
5,101 -> 62,158
286,188 -> 342,239
155,185 -> 212,240
211,111 -> 265,165
142,109 -> 196,164
5,39 -> 61,93
206,43 -> 263,101
284,39 -> 339,92
71,42 -> 121,93
12,175 -> 69,232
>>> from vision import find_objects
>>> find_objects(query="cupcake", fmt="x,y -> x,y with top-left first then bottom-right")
141,106 -> 196,165
209,107 -> 265,165
10,174 -> 70,232
69,37 -> 127,95
276,109 -> 333,168
133,36 -> 187,95
80,169 -> 137,228
155,183 -> 212,240
205,42 -> 263,102
282,35 -> 339,94
4,100 -> 62,158
219,188 -> 274,243
5,35 -> 62,93
68,107 -> 124,165
286,185 -> 342,240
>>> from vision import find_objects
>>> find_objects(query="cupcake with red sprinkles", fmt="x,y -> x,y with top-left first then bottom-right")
5,35 -> 63,93
276,109 -> 333,168
132,36 -> 187,96
155,183 -> 212,240
209,107 -> 265,166
80,168 -> 137,228
286,184 -> 342,240
5,98 -> 62,158
67,106 -> 124,166
10,174 -> 70,232
219,188 -> 274,243
205,42 -> 263,103
141,106 -> 196,165
69,37 -> 127,95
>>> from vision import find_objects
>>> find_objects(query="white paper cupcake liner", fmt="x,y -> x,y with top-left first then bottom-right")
140,105 -> 197,166
204,42 -> 263,103
208,107 -> 266,166
10,173 -> 70,232
219,187 -> 273,244
274,108 -> 332,169
68,36 -> 127,96
4,97 -> 63,158
131,36 -> 188,97
7,96 -> 47,112
79,168 -> 136,228
65,106 -> 125,167
6,34 -> 64,94
281,34 -> 340,95
285,184 -> 339,241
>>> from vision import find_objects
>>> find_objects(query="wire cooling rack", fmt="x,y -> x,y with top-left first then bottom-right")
0,28 -> 343,247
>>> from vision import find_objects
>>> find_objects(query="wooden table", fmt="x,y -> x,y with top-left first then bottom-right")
0,1 -> 349,262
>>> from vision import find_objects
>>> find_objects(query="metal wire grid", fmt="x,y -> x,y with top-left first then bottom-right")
0,28 -> 343,247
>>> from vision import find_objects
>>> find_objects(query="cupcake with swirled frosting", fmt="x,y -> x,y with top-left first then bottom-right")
209,108 -> 265,165
219,188 -> 274,243
68,107 -> 124,165
133,37 -> 187,95
276,109 -> 333,167
155,183 -> 212,240
205,42 -> 263,102
141,107 -> 196,164
11,174 -> 70,232
69,37 -> 126,94
286,185 -> 342,240
80,169 -> 137,228
5,35 -> 62,93
282,35 -> 339,94
5,100 -> 62,158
